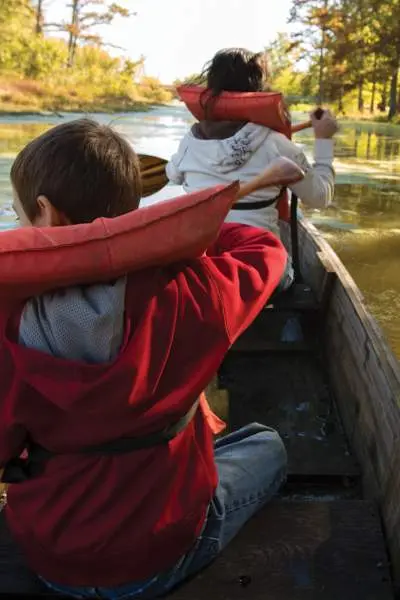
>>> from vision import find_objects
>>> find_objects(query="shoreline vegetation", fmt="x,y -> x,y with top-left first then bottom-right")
0,77 -> 174,116
290,103 -> 400,126
3,84 -> 400,127
0,76 -> 173,113
0,0 -> 173,117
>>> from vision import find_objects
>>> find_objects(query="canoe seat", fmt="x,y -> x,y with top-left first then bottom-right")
266,282 -> 319,312
230,272 -> 337,353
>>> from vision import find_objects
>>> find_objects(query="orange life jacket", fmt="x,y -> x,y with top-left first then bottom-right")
177,85 -> 292,221
0,183 -> 238,300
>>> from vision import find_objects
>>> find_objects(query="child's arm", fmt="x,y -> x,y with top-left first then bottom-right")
272,133 -> 335,209
203,223 -> 288,344
165,137 -> 189,185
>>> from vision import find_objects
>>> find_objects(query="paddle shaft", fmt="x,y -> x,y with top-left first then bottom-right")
291,120 -> 312,133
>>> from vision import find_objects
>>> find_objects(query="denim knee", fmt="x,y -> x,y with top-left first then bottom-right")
242,422 -> 280,436
252,426 -> 288,479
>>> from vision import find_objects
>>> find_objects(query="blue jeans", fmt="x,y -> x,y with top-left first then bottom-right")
41,423 -> 287,599
271,256 -> 294,299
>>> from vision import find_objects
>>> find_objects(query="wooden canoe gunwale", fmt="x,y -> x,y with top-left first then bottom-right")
283,218 -> 400,586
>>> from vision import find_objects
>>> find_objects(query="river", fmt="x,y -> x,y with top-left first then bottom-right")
0,105 -> 399,358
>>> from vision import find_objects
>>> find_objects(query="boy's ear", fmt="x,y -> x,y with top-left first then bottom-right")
34,195 -> 71,227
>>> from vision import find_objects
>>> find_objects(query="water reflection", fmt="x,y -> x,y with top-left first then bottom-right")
0,109 -> 399,357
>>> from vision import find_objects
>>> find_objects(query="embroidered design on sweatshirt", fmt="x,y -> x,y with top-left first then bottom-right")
229,132 -> 252,167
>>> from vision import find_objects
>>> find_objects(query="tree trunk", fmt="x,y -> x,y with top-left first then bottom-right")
388,58 -> 400,120
366,131 -> 372,159
318,35 -> 324,105
70,37 -> 78,67
370,55 -> 377,114
35,0 -> 43,34
379,81 -> 388,112
67,0 -> 79,68
358,80 -> 364,112
338,87 -> 344,113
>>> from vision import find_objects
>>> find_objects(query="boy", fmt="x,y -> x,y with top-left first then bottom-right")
0,118 -> 287,598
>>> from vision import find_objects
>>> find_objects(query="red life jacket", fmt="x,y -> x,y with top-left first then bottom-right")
0,223 -> 287,587
177,85 -> 292,221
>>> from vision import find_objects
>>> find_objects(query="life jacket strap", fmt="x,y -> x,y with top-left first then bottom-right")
1,399 -> 200,484
232,187 -> 286,211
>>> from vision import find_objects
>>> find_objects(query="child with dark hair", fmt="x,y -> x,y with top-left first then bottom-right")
167,48 -> 338,239
1,118 -> 288,598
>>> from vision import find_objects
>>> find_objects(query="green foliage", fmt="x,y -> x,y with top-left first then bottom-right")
288,0 -> 400,119
0,0 -> 172,112
173,72 -> 207,87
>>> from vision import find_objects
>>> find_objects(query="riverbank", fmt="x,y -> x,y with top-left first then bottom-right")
0,77 -> 173,115
290,103 -> 400,126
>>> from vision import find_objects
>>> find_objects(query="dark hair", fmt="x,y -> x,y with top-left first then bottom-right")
199,48 -> 269,117
11,118 -> 142,224
204,48 -> 268,93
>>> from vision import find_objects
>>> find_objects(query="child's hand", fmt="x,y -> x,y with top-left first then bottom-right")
311,109 -> 339,139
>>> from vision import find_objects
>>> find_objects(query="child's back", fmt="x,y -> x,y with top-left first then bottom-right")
1,118 -> 288,597
167,48 -> 338,237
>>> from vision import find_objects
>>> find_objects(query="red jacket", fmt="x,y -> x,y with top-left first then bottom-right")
0,223 -> 286,586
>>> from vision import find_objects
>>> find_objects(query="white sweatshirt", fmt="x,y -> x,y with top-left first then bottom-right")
166,123 -> 335,237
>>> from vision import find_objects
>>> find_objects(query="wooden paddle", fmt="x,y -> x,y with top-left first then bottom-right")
138,118 -> 315,197
291,108 -> 325,134
139,154 -> 169,198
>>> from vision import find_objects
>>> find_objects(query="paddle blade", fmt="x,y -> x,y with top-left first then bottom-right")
139,154 -> 169,197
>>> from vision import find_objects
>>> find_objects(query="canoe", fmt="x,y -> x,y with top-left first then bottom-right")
1,218 -> 400,599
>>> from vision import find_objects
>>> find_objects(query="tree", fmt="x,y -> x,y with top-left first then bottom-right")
288,0 -> 400,119
289,0 -> 335,104
34,0 -> 44,34
46,0 -> 135,67
369,0 -> 400,119
0,0 -> 35,71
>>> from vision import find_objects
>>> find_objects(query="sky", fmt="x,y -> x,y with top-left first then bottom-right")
47,0 -> 294,83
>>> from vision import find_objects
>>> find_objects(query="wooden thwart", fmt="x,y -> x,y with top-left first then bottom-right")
171,501 -> 393,600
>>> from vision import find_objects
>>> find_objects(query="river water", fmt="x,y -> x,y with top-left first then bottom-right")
0,105 -> 399,358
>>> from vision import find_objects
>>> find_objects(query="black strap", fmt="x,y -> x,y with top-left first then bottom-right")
290,193 -> 303,283
1,400 -> 199,484
231,188 -> 284,211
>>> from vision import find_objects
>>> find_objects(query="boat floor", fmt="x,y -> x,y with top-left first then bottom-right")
0,499 -> 393,599
216,351 -> 359,480
171,500 -> 393,600
0,327 -> 395,598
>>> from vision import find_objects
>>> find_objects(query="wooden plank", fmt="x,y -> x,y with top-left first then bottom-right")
171,501 -> 393,600
301,220 -> 400,390
216,353 -> 358,478
297,219 -> 400,585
